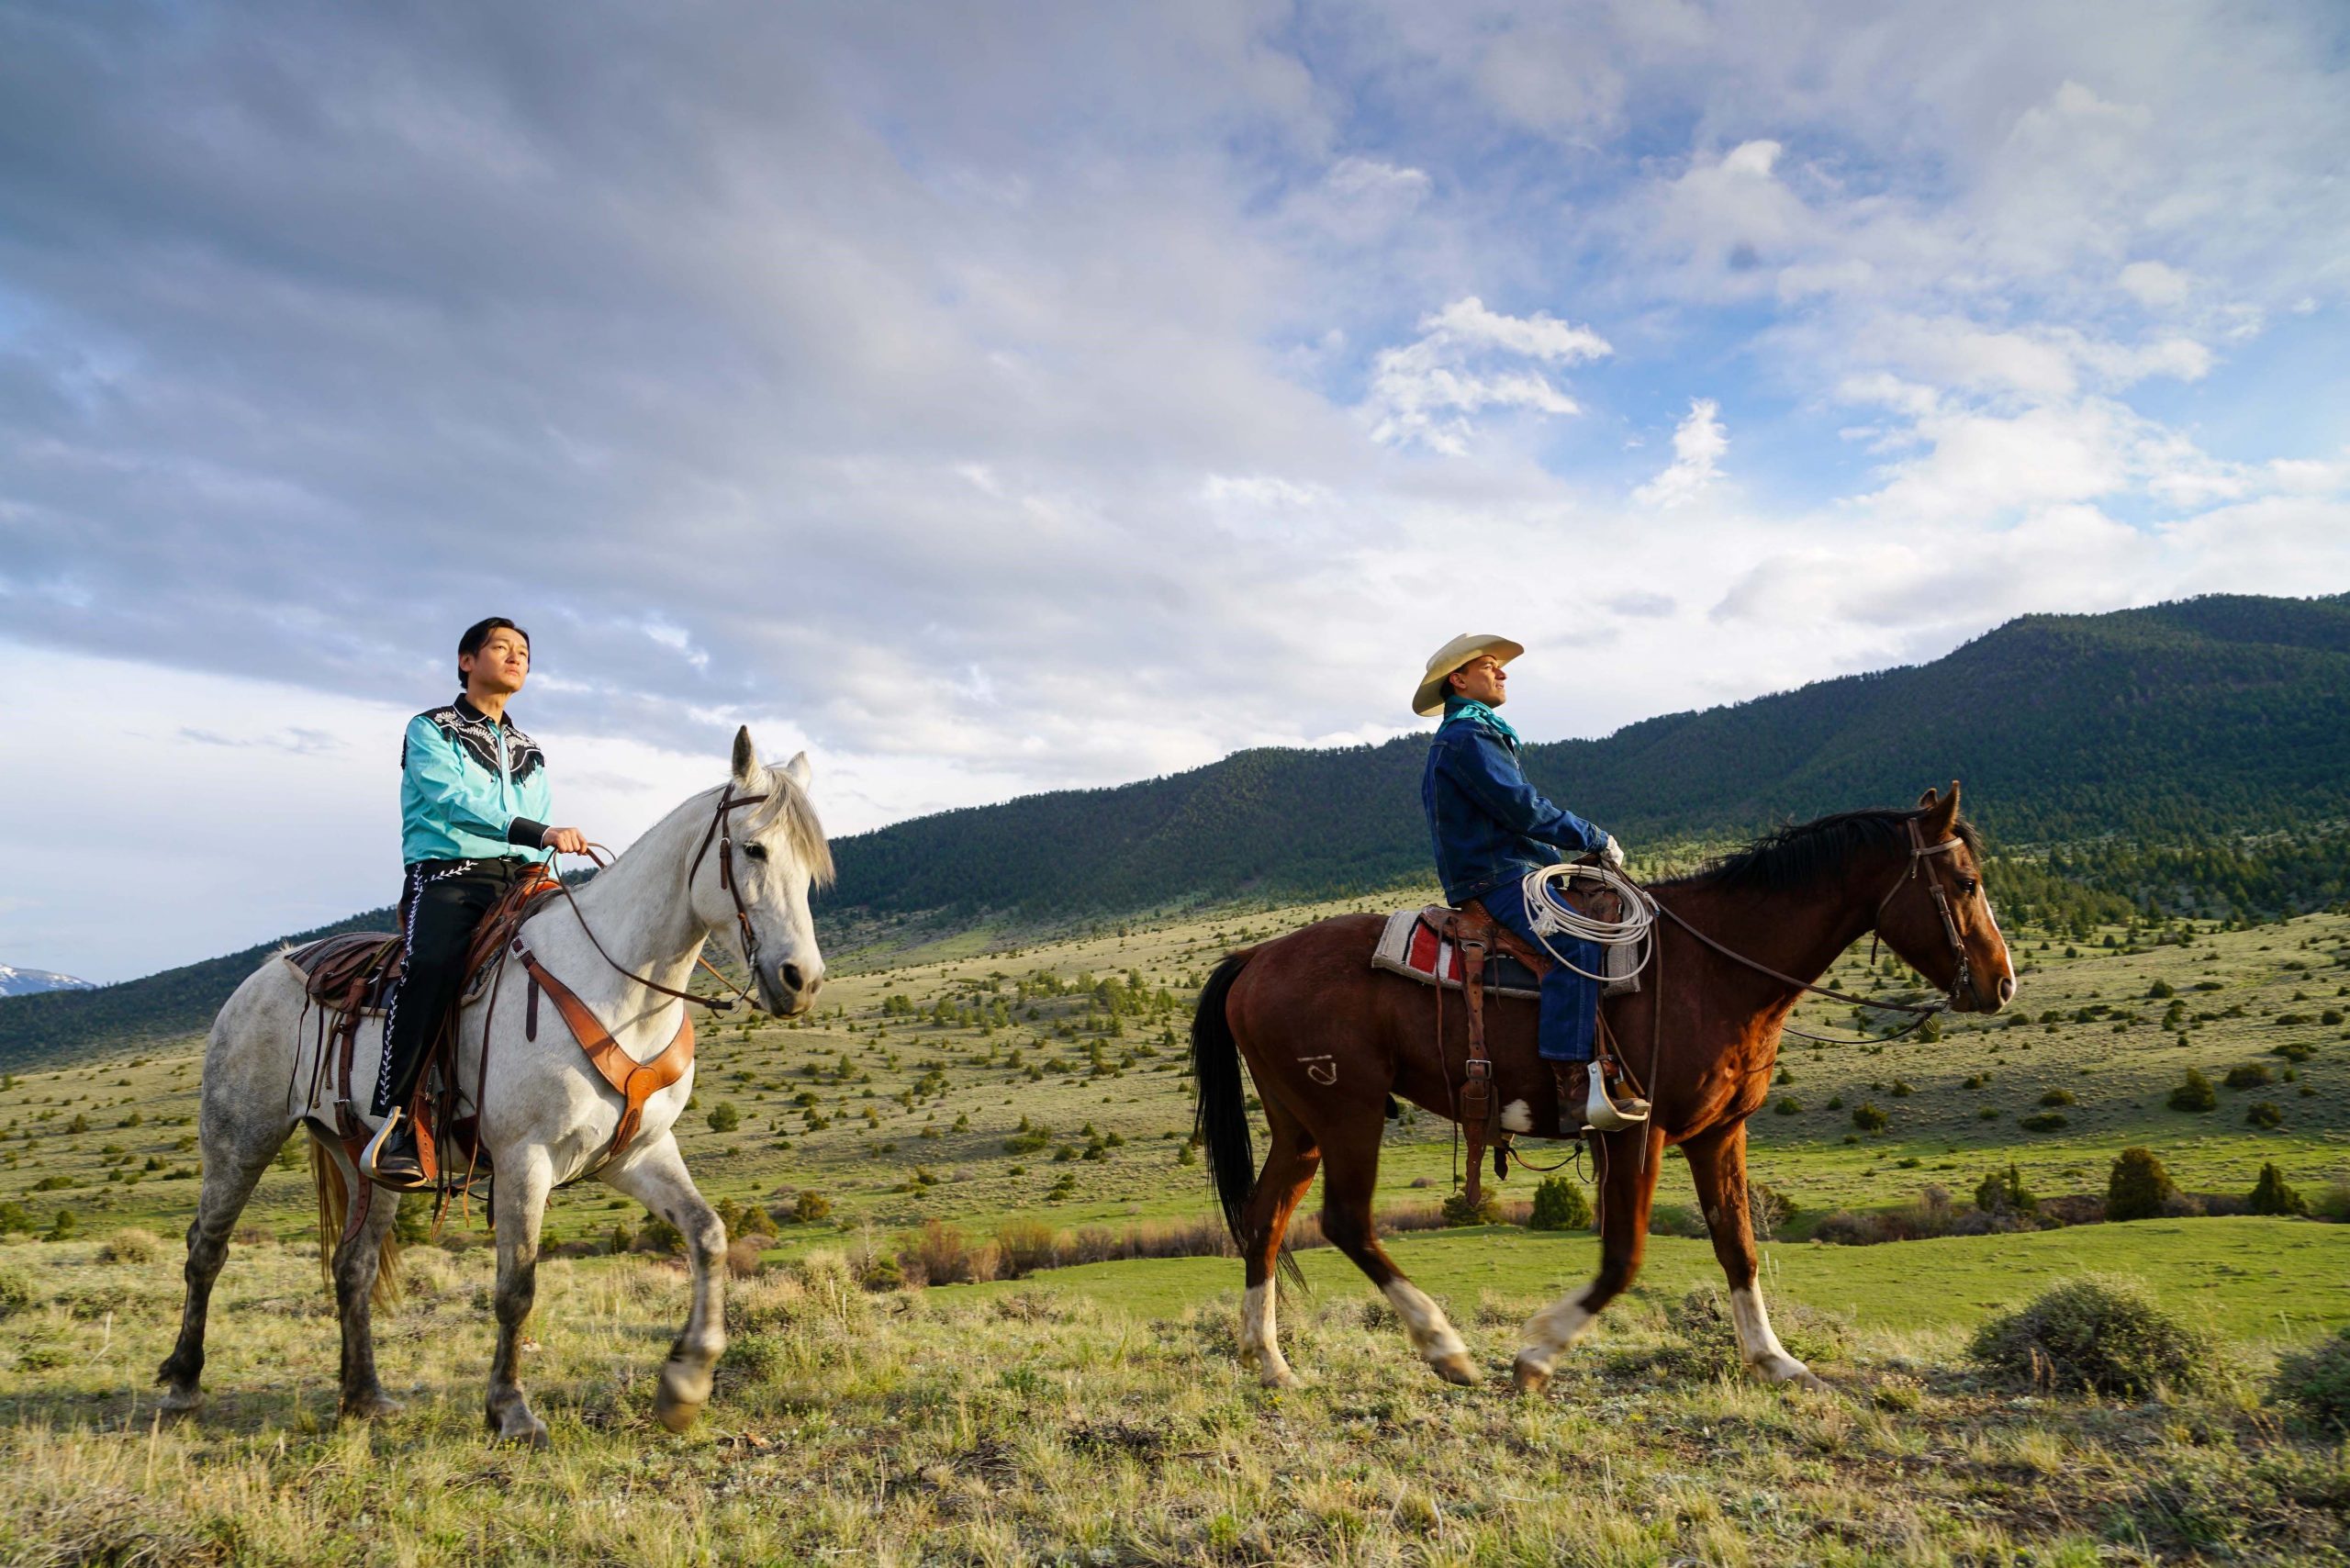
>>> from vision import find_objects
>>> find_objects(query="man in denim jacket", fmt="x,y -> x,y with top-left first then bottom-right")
1416,633 -> 1640,1134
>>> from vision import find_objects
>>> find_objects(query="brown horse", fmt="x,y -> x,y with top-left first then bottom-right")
1190,783 -> 2015,1391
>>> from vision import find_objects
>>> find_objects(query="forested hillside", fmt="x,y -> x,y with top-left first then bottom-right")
824,592 -> 2350,917
6,592 -> 2344,1067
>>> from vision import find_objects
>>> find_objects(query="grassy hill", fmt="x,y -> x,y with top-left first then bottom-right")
4,890 -> 2348,1564
7,590 -> 2347,1069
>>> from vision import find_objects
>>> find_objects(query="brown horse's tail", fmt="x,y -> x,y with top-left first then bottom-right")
1191,950 -> 1262,1251
311,1133 -> 404,1308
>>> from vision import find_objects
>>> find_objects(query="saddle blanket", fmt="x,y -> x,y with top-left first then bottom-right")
1371,908 -> 1643,998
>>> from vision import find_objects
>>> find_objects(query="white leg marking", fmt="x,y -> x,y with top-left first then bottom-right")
1240,1283 -> 1297,1386
1384,1279 -> 1475,1383
1729,1286 -> 1814,1383
1516,1284 -> 1597,1377
1498,1099 -> 1533,1134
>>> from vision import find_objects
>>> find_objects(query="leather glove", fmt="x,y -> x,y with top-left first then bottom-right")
1601,834 -> 1625,870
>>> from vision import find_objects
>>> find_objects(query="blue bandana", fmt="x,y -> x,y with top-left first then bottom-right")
1442,697 -> 1520,747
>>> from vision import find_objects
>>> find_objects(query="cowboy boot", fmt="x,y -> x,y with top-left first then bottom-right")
1550,1060 -> 1588,1137
359,1106 -> 432,1192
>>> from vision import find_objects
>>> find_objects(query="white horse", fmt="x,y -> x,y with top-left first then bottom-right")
159,729 -> 831,1445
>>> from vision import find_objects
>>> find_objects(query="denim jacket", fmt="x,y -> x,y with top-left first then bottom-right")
398,695 -> 555,866
1421,707 -> 1607,906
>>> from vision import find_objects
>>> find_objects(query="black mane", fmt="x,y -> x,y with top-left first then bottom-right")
1660,808 -> 1982,896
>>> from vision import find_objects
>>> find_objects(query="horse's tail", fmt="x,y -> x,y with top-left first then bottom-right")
1191,948 -> 1264,1249
311,1133 -> 404,1308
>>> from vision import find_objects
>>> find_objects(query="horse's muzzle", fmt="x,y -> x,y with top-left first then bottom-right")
760,958 -> 824,1017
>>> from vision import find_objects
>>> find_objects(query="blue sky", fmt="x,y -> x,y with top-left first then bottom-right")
3,1 -> 2347,980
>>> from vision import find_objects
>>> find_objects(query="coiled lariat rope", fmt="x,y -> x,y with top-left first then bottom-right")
1518,855 -> 1957,1047
1517,861 -> 1655,980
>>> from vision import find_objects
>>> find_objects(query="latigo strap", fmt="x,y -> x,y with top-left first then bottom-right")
515,944 -> 695,1173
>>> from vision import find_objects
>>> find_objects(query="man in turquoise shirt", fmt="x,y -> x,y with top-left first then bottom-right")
362,617 -> 588,1189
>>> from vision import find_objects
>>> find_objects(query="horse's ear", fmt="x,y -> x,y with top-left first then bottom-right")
1916,786 -> 1939,810
732,726 -> 760,787
782,750 -> 812,790
1921,780 -> 1959,835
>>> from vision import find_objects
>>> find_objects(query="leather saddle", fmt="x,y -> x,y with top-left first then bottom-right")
282,868 -> 562,1182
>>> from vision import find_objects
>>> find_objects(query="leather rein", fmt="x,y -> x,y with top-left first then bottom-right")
1653,818 -> 1975,1046
540,781 -> 774,1015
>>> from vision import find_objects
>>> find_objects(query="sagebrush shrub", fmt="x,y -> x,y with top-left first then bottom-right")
0,1267 -> 32,1316
2223,1062 -> 2274,1090
2106,1148 -> 2177,1222
96,1226 -> 161,1264
1527,1175 -> 1593,1231
2269,1327 -> 2350,1433
2167,1069 -> 2216,1113
1968,1275 -> 2211,1396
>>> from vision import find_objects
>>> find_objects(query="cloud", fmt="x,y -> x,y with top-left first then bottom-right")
2119,260 -> 2192,308
1633,398 -> 1727,509
1365,297 -> 1611,454
3,0 -> 2348,979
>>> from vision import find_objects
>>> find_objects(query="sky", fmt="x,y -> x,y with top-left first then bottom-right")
4,1 -> 2348,982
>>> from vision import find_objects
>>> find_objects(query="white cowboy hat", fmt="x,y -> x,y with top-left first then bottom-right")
1412,633 -> 1525,717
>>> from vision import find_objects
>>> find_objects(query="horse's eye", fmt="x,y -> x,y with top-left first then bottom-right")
743,844 -> 768,862
1957,876 -> 1977,895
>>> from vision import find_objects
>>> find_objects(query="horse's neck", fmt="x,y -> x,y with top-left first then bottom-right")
538,804 -> 709,1027
1663,847 -> 1901,1005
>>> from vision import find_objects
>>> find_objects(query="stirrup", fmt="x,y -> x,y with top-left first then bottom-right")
359,1106 -> 431,1192
1584,1069 -> 1651,1133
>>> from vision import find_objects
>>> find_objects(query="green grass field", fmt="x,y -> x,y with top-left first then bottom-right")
3,898 -> 2349,1562
5,896 -> 2344,1248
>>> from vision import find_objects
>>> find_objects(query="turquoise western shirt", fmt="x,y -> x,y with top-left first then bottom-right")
398,695 -> 555,866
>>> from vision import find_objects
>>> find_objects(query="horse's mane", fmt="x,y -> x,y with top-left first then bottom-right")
744,767 -> 835,888
1659,807 -> 1981,896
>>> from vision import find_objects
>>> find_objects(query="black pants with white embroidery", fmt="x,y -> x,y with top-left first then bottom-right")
373,857 -> 528,1117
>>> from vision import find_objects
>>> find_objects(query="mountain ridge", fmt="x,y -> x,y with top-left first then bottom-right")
5,590 -> 2345,1067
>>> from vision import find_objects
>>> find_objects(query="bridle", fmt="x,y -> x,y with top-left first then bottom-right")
1867,816 -> 1974,1009
1656,816 -> 1982,1044
536,781 -> 774,1015
688,780 -> 774,1001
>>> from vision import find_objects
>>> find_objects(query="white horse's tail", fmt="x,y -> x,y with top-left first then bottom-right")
311,1134 -> 404,1309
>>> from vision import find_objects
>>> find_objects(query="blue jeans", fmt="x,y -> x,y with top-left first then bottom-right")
1474,879 -> 1598,1064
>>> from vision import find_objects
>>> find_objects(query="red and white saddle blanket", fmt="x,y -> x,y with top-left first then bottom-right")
1371,908 -> 1642,998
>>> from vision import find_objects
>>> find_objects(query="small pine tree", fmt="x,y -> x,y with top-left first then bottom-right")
1441,1189 -> 1503,1226
2106,1147 -> 2177,1221
1975,1163 -> 2038,1215
1528,1175 -> 1594,1231
2167,1069 -> 2216,1113
706,1101 -> 742,1135
2247,1163 -> 2308,1216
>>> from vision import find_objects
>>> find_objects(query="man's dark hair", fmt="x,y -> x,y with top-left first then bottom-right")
457,617 -> 530,685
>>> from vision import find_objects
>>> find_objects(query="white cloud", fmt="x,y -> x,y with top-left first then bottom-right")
5,1 -> 2350,979
1632,398 -> 1727,509
2119,260 -> 2191,308
1365,296 -> 1610,454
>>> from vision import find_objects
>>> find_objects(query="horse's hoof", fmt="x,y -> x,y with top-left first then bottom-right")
487,1409 -> 550,1448
1510,1355 -> 1552,1394
157,1387 -> 203,1417
1429,1351 -> 1479,1387
341,1389 -> 404,1420
654,1368 -> 711,1433
498,1418 -> 551,1450
1255,1365 -> 1302,1390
